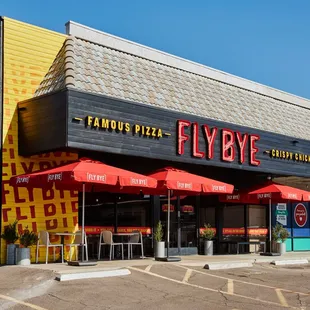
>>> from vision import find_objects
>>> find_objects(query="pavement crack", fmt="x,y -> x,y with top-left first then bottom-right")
48,293 -> 89,308
296,293 -> 304,308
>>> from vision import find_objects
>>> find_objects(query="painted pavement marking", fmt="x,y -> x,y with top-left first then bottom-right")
275,289 -> 289,307
145,265 -> 153,272
182,268 -> 192,283
0,294 -> 48,310
227,279 -> 234,295
176,264 -> 310,296
128,266 -> 296,309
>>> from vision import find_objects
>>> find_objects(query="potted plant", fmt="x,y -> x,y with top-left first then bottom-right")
278,226 -> 290,255
154,221 -> 165,258
16,226 -> 38,265
0,220 -> 19,265
271,223 -> 282,252
201,223 -> 215,256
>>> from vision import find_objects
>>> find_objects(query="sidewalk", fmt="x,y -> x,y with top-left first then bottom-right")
23,251 -> 310,275
178,251 -> 310,266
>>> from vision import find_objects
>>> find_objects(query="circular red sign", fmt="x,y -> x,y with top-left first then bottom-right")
294,203 -> 308,227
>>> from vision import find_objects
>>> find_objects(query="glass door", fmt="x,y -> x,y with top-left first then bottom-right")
180,196 -> 197,249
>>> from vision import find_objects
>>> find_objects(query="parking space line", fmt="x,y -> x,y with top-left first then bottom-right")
227,279 -> 234,295
129,267 -> 295,308
176,264 -> 310,296
145,265 -> 152,272
182,269 -> 192,283
275,289 -> 289,307
0,294 -> 48,310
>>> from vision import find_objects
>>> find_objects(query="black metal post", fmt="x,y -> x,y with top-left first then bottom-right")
177,196 -> 181,255
114,198 -> 118,233
290,201 -> 294,251
244,204 -> 249,253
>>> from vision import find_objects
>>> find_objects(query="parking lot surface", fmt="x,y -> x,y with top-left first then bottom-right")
0,262 -> 309,309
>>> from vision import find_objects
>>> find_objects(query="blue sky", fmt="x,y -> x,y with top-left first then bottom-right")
2,0 -> 310,99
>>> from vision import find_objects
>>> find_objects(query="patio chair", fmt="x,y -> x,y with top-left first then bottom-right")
127,231 -> 144,259
65,230 -> 88,261
35,231 -> 64,264
98,230 -> 124,260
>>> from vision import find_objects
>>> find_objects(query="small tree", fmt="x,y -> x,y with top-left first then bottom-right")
0,220 -> 19,244
279,227 -> 290,243
272,223 -> 282,242
201,223 -> 215,240
154,221 -> 164,242
19,226 -> 38,248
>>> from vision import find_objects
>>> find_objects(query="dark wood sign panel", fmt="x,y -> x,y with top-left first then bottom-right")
18,89 -> 310,177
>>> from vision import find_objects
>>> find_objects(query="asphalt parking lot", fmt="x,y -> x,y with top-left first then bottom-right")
0,263 -> 309,309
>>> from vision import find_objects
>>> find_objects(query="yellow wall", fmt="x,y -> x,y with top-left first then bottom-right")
1,18 -> 78,263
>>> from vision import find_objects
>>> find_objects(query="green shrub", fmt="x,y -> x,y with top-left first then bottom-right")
19,226 -> 38,248
272,223 -> 289,243
0,220 -> 19,244
201,223 -> 215,240
279,227 -> 290,243
154,221 -> 164,242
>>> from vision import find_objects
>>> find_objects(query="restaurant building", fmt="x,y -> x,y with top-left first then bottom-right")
1,17 -> 310,263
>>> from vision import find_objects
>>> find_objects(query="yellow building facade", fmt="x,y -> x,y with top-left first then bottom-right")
1,17 -> 78,264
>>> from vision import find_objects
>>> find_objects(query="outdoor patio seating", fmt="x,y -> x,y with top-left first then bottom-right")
65,230 -> 89,261
36,231 -> 64,264
127,231 -> 144,259
98,230 -> 124,260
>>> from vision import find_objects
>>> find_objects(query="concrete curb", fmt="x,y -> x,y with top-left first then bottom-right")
55,268 -> 131,281
204,262 -> 253,270
271,259 -> 309,266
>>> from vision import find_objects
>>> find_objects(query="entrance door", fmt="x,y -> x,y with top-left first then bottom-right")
179,196 -> 197,255
160,196 -> 198,255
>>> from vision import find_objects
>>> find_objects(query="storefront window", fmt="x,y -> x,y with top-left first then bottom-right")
248,205 -> 267,228
223,205 -> 245,241
117,200 -> 151,227
248,205 -> 267,242
199,207 -> 216,227
79,192 -> 151,228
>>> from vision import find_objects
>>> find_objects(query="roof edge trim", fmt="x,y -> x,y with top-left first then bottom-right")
66,20 -> 310,109
64,36 -> 75,88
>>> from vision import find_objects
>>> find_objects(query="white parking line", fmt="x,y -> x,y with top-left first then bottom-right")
129,267 -> 296,309
275,289 -> 289,307
182,269 -> 192,283
145,265 -> 152,272
176,264 -> 310,296
227,279 -> 234,295
0,294 -> 48,310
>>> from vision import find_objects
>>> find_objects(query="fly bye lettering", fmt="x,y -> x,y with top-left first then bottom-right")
177,120 -> 260,166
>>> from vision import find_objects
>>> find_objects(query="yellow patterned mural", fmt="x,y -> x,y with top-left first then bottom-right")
1,18 -> 78,263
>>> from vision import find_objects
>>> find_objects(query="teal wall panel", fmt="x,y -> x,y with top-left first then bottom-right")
293,238 -> 310,251
285,239 -> 292,252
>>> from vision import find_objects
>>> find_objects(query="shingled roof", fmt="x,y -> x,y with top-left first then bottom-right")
34,35 -> 310,140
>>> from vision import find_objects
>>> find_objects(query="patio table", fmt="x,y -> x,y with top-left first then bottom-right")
50,232 -> 80,262
113,232 -> 139,259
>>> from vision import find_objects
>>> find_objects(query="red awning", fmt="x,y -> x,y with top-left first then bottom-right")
148,167 -> 234,195
219,191 -> 261,204
10,157 -> 157,191
248,181 -> 304,201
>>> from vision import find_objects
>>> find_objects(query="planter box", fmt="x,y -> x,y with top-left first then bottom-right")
6,244 -> 19,265
155,241 -> 165,258
278,242 -> 286,255
204,240 -> 213,256
16,248 -> 31,265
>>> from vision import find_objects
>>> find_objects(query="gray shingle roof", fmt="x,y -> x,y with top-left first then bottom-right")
35,36 -> 310,140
